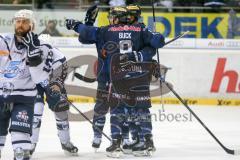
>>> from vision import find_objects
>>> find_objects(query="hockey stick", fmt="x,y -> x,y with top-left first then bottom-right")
74,41 -> 239,155
150,0 -> 239,155
74,73 -> 96,83
151,0 -> 164,110
164,30 -> 189,46
49,63 -> 111,142
65,97 -> 112,142
163,81 -> 240,155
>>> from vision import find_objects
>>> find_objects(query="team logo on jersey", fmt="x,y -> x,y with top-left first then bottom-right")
16,110 -> 29,123
4,61 -> 21,78
102,41 -> 118,55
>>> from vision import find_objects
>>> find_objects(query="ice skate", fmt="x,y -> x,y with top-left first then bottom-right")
122,139 -> 132,154
145,134 -> 156,156
122,136 -> 139,154
106,138 -> 122,158
29,143 -> 36,156
13,147 -> 30,160
92,137 -> 101,152
132,141 -> 148,157
61,142 -> 78,156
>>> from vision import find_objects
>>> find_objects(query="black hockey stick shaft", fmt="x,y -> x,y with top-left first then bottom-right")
151,0 -> 165,110
74,73 -> 96,83
164,82 -> 235,155
66,99 -> 112,142
164,31 -> 189,46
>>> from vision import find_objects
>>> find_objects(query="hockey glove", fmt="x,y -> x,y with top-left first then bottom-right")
152,60 -> 168,82
119,51 -> 143,63
65,19 -> 82,31
84,4 -> 99,26
22,32 -> 43,66
44,81 -> 69,112
152,60 -> 161,79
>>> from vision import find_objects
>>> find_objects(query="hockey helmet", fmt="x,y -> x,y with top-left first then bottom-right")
108,7 -> 129,24
13,9 -> 36,30
126,4 -> 141,19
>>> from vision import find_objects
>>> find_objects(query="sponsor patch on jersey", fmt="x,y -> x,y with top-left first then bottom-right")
16,110 -> 29,123
14,50 -> 24,54
0,50 -> 9,56
12,121 -> 30,128
108,25 -> 141,32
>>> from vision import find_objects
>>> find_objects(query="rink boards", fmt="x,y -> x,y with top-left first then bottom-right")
57,46 -> 239,106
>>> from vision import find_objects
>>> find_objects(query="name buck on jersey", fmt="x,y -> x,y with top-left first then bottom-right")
119,32 -> 131,39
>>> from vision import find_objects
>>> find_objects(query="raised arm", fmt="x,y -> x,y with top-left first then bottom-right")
65,19 -> 99,44
143,28 -> 165,49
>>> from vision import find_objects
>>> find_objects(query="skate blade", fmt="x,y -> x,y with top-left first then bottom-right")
122,149 -> 132,154
64,150 -> 78,156
106,151 -> 122,158
93,147 -> 99,153
133,150 -> 148,157
149,147 -> 156,152
146,150 -> 153,157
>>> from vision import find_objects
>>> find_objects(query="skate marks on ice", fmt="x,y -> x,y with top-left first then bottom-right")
2,105 -> 240,160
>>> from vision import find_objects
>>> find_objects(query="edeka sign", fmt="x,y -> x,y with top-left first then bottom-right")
97,12 -> 239,39
1,10 -> 239,39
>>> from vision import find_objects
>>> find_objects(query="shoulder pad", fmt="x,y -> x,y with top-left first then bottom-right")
0,33 -> 13,42
40,43 -> 53,49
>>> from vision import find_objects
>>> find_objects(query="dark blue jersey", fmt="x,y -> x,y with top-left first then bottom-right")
75,23 -> 165,82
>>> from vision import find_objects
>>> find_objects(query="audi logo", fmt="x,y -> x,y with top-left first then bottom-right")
169,40 -> 184,46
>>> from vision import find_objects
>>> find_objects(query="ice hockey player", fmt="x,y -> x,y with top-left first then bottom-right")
30,35 -> 78,156
65,6 -> 165,158
0,9 -> 78,160
83,4 -> 108,151
120,4 -> 156,156
0,9 -> 50,160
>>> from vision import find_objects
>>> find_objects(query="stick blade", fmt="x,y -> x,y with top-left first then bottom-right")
234,149 -> 240,155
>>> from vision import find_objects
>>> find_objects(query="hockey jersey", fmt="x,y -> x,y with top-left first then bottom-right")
76,23 -> 165,82
0,33 -> 65,101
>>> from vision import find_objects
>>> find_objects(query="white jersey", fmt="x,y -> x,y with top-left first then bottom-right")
0,33 -> 64,98
51,47 -> 66,70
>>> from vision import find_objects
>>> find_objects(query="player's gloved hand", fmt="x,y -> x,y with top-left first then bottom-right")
152,60 -> 161,79
43,81 -> 69,112
65,19 -> 82,30
119,51 -> 143,63
84,4 -> 99,26
22,32 -> 43,66
151,60 -> 169,82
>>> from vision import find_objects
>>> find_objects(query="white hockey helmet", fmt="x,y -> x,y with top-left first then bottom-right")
13,9 -> 36,30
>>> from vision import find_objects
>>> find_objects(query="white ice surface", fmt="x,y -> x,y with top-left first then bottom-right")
1,104 -> 240,160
